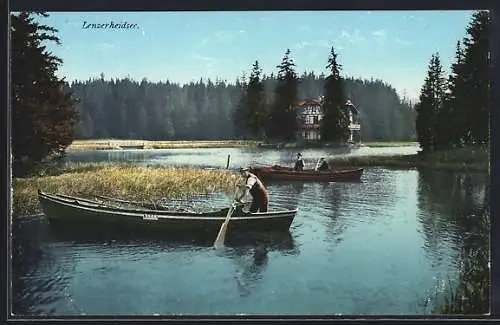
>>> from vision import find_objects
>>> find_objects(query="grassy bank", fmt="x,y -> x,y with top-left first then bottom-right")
12,163 -> 240,217
67,139 -> 261,151
327,147 -> 489,172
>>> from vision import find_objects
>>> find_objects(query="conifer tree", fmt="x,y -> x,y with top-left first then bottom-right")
268,49 -> 299,140
245,61 -> 268,139
11,12 -> 78,176
415,53 -> 446,152
440,41 -> 466,148
233,72 -> 249,139
461,10 -> 491,147
321,46 -> 349,142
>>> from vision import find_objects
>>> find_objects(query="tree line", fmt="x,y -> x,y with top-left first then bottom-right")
70,68 -> 416,142
11,11 -> 416,176
415,10 -> 490,152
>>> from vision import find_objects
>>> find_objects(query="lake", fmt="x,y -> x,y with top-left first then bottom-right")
11,146 -> 489,316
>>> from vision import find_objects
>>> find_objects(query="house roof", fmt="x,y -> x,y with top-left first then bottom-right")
295,99 -> 322,106
294,98 -> 359,114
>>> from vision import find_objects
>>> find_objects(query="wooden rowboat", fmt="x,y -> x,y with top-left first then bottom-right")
249,165 -> 363,182
37,190 -> 297,234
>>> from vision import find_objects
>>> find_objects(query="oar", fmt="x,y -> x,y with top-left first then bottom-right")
213,186 -> 242,249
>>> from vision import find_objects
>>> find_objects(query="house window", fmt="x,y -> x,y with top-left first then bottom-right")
313,116 -> 319,124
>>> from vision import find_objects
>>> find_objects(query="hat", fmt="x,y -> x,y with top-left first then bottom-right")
239,167 -> 250,172
297,153 -> 302,157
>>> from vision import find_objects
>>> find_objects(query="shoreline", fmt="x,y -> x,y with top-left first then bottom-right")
66,139 -> 418,152
327,147 -> 489,173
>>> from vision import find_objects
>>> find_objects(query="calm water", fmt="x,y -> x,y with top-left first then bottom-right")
63,145 -> 419,170
12,147 -> 489,316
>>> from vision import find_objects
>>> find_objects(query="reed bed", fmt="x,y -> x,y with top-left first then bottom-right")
12,163 -> 240,217
327,147 -> 489,172
67,139 -> 261,151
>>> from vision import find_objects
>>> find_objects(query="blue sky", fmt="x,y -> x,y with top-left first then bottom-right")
38,10 -> 475,101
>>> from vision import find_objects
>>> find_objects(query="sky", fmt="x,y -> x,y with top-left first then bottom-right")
37,10 -> 476,102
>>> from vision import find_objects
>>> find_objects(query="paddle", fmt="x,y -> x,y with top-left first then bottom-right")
213,186 -> 243,249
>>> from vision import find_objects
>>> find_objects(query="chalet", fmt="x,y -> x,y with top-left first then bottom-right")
295,97 -> 361,143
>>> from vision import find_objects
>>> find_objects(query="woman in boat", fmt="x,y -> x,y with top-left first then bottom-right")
316,157 -> 330,171
237,167 -> 269,213
293,153 -> 305,171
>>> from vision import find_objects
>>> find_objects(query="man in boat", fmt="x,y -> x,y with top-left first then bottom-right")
315,157 -> 330,171
236,167 -> 269,213
294,153 -> 305,171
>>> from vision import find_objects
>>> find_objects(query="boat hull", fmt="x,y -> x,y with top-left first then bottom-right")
249,165 -> 363,182
38,191 -> 297,234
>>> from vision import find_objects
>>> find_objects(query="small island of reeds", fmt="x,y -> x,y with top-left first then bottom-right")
13,163 -> 240,217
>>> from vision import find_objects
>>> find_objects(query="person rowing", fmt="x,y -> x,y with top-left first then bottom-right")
236,167 -> 269,213
315,157 -> 330,171
294,152 -> 305,171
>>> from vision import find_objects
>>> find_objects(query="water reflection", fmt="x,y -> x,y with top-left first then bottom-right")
417,170 -> 489,257
12,217 -> 78,316
225,246 -> 270,298
416,169 -> 490,311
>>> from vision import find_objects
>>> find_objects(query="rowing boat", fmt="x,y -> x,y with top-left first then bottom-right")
249,165 -> 363,182
37,190 -> 297,233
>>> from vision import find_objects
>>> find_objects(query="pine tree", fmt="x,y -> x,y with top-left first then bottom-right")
243,61 -> 268,139
11,12 -> 78,176
321,46 -> 349,142
415,53 -> 446,152
442,41 -> 467,148
233,72 -> 249,139
429,53 -> 451,150
461,10 -> 491,147
268,49 -> 299,140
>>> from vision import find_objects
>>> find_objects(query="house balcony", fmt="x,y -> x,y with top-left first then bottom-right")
299,123 -> 321,130
349,123 -> 361,131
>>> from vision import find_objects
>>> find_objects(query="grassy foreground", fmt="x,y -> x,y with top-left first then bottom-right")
67,139 -> 261,151
12,163 -> 240,217
327,147 -> 489,172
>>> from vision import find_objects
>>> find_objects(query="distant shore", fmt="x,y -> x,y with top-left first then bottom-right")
327,146 -> 489,172
66,139 -> 418,152
66,140 -> 261,151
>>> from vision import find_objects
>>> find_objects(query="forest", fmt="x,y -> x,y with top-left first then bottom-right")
70,72 -> 417,142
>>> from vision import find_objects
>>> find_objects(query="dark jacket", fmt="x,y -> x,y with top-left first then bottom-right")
294,158 -> 305,171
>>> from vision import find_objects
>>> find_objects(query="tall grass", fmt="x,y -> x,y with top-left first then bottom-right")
12,163 -> 240,217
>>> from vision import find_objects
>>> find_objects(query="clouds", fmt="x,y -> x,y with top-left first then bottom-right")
371,29 -> 387,42
214,29 -> 245,42
339,29 -> 367,45
191,53 -> 218,74
395,37 -> 413,46
197,29 -> 245,48
293,39 -> 330,51
95,42 -> 115,53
